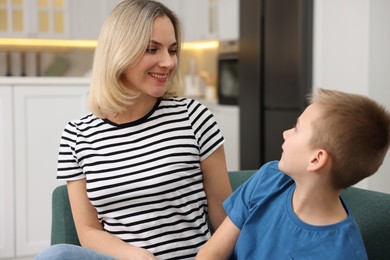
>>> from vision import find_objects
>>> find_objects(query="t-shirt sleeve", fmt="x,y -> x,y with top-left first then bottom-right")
56,121 -> 85,181
186,99 -> 224,160
223,168 -> 261,229
223,161 -> 287,229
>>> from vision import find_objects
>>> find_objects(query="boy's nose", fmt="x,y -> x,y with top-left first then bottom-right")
283,129 -> 291,139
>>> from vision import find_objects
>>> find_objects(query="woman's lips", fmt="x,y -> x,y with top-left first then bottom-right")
149,72 -> 168,81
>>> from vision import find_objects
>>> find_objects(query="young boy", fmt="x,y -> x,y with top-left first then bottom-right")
196,88 -> 390,259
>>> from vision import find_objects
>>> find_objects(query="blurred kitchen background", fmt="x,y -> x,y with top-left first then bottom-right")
1,0 -> 390,259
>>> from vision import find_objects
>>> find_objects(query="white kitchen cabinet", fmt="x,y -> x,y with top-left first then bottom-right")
68,0 -> 122,40
217,0 -> 239,41
0,0 -> 69,39
0,80 -> 89,259
209,103 -> 240,171
180,0 -> 216,41
67,0 -> 103,40
0,0 -> 122,40
0,0 -> 25,37
161,0 -> 239,42
1,0 -> 239,41
160,0 -> 216,42
0,87 -> 14,259
193,99 -> 240,170
159,0 -> 180,14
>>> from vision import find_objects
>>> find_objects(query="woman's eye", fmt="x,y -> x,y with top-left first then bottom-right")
169,49 -> 177,56
146,48 -> 157,54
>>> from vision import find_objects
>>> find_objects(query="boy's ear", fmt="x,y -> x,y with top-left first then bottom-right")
307,149 -> 330,172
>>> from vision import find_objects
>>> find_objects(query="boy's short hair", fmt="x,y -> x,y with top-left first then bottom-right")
309,88 -> 390,189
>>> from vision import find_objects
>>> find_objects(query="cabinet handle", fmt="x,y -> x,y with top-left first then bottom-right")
6,52 -> 12,77
209,0 -> 218,35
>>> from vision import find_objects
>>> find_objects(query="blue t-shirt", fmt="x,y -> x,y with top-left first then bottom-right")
223,161 -> 368,260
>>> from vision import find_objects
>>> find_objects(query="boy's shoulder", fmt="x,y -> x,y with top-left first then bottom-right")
262,160 -> 281,171
248,160 -> 294,193
256,160 -> 290,181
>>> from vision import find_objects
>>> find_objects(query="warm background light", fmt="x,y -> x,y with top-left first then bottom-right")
0,38 -> 97,51
182,40 -> 219,50
0,38 -> 219,52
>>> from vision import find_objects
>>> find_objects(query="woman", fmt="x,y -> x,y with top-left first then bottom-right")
35,0 -> 231,259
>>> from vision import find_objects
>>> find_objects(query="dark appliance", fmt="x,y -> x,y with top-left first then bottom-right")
239,0 -> 313,169
217,40 -> 239,105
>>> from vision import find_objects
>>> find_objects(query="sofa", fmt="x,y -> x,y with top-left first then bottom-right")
51,170 -> 390,259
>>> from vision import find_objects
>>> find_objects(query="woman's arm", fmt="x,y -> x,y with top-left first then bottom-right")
67,179 -> 157,260
201,144 -> 232,230
196,216 -> 240,259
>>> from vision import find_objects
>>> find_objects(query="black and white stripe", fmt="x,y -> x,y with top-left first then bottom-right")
57,97 -> 224,259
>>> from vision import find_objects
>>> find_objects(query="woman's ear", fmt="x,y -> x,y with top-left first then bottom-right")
307,149 -> 330,172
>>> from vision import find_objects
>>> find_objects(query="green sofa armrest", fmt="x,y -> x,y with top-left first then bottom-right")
228,170 -> 256,191
51,185 -> 80,246
341,187 -> 390,260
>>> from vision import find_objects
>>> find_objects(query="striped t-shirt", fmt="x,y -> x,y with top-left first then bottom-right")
57,97 -> 224,259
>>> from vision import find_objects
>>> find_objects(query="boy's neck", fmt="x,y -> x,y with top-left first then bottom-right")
292,185 -> 348,226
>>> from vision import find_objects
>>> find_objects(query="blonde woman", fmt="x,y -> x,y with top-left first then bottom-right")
35,0 -> 231,259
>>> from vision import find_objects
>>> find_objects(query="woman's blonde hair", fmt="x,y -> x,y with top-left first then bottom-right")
89,0 -> 183,117
309,88 -> 390,189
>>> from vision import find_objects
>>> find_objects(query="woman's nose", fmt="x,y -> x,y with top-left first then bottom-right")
159,51 -> 176,69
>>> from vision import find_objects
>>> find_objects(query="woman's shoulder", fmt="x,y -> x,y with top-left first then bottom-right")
161,97 -> 208,111
64,113 -> 102,131
162,96 -> 200,105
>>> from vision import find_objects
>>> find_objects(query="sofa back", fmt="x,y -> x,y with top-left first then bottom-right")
52,170 -> 390,259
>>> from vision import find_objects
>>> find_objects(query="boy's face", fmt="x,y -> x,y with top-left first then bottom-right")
278,103 -> 321,177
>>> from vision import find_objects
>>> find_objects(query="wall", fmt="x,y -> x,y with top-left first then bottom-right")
313,0 -> 390,193
367,0 -> 390,193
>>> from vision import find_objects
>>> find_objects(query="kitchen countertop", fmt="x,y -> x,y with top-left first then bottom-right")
0,77 -> 91,85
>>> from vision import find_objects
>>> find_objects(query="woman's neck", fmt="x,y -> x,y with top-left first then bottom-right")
106,96 -> 158,124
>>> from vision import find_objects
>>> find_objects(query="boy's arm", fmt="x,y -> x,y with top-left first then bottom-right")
196,216 -> 240,260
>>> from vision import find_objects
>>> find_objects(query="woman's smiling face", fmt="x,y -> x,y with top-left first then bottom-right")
121,15 -> 178,98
